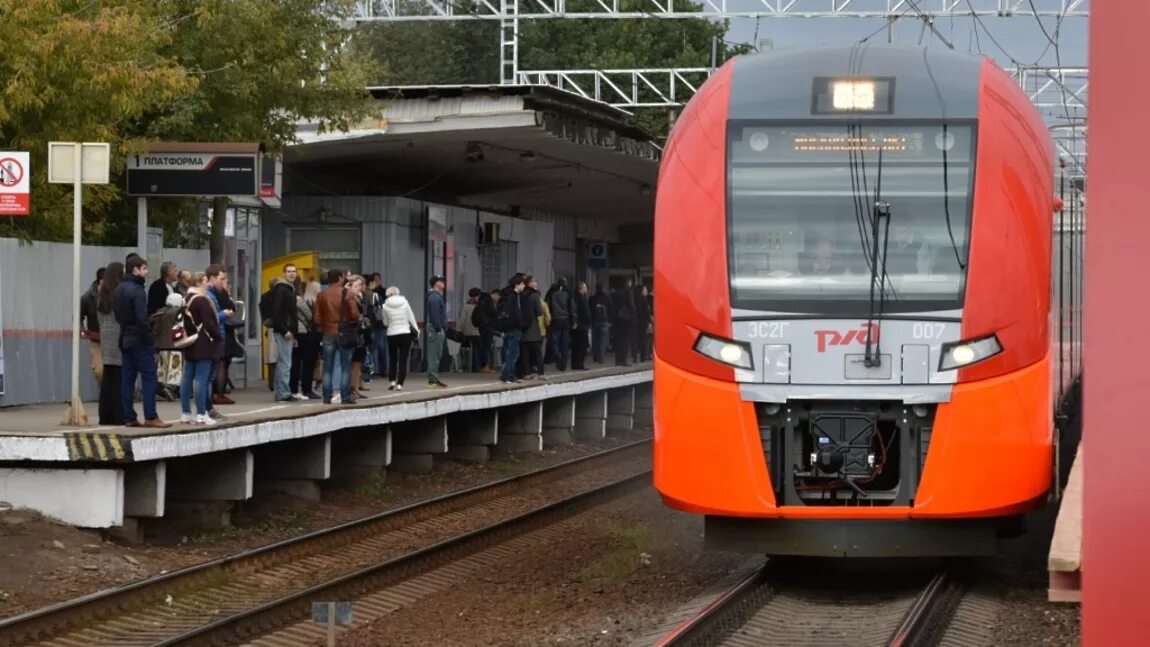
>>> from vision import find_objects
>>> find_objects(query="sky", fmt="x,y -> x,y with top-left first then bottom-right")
721,10 -> 1088,70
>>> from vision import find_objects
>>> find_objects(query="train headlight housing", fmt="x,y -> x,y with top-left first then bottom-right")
694,333 -> 754,370
938,334 -> 1003,371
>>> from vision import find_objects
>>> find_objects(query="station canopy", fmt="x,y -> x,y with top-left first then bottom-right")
286,85 -> 662,225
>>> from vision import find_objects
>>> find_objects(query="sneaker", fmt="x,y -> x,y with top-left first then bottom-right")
208,409 -> 226,421
396,384 -> 403,391
388,381 -> 396,391
196,414 -> 217,426
180,413 -> 195,424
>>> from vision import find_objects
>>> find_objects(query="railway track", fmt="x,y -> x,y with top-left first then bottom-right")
0,439 -> 652,647
655,559 -> 969,647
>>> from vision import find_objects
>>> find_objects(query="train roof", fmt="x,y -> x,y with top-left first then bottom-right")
727,44 -> 986,121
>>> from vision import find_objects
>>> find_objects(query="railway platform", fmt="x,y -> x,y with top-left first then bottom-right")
1049,444 -> 1083,602
0,364 -> 652,529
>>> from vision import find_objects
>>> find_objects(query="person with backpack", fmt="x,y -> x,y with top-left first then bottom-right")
546,277 -> 573,371
178,272 -> 222,425
460,288 -> 482,372
268,271 -> 299,402
498,274 -> 528,384
472,289 -> 499,373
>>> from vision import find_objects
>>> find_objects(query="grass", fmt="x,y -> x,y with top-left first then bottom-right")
573,522 -> 656,585
355,479 -> 395,501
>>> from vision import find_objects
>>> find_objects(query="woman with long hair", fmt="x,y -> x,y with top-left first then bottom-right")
96,262 -> 124,425
290,277 -> 321,400
178,272 -> 221,425
346,275 -> 369,399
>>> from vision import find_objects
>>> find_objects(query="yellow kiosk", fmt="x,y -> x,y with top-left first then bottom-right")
259,252 -> 320,380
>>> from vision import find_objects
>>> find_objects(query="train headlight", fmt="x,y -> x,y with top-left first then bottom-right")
938,334 -> 1003,371
694,333 -> 754,370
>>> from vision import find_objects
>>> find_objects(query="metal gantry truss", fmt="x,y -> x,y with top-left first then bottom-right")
352,0 -> 1089,172
356,0 -> 1088,20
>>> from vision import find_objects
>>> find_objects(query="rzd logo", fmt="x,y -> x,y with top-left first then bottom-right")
815,323 -> 880,352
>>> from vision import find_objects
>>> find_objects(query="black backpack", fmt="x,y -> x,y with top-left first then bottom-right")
494,294 -> 518,332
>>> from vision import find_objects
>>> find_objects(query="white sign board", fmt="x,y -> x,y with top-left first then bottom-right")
47,142 -> 111,184
0,152 -> 30,216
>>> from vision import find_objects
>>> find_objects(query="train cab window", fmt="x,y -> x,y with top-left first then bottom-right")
726,123 -> 975,314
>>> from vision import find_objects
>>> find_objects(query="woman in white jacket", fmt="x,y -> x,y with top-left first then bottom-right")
382,286 -> 421,390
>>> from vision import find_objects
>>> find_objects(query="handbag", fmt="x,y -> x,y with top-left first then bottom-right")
337,288 -> 360,349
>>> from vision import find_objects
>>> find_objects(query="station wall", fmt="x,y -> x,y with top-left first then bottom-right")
0,238 -> 209,407
265,196 -> 583,324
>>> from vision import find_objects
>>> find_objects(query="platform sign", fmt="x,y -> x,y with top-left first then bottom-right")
0,152 -> 30,216
588,241 -> 609,269
126,146 -> 259,197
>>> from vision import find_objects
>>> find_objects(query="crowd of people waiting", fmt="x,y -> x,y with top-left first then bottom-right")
78,254 -> 654,428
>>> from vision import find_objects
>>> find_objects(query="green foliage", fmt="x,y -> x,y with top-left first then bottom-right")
358,0 -> 751,138
0,0 -> 381,245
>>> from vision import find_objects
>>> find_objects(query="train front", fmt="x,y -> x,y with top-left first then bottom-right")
652,45 -> 1056,557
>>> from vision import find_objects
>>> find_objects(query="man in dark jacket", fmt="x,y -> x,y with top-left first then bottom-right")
546,277 -> 572,371
269,269 -> 298,402
147,262 -> 179,316
498,274 -> 527,383
425,275 -> 448,388
571,281 -> 592,370
589,284 -> 611,364
610,279 -> 636,366
113,256 -> 170,428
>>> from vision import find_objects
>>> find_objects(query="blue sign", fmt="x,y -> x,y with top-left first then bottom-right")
588,241 -> 608,269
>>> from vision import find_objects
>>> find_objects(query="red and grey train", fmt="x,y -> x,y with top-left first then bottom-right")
652,44 -> 1084,556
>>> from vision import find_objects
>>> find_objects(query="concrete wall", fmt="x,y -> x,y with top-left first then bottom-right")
0,239 -> 209,407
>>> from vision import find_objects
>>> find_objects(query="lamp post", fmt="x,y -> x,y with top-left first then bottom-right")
49,142 -> 111,426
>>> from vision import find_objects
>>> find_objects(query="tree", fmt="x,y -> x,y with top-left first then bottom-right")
0,1 -> 195,242
358,0 -> 750,138
133,0 -> 382,262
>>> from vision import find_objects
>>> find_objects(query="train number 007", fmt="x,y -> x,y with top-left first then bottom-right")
747,322 -> 789,338
912,323 -> 946,339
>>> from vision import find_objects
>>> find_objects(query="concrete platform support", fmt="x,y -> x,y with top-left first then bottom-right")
0,468 -> 123,527
392,419 -> 448,473
634,383 -> 654,427
167,450 -> 254,502
447,411 -> 498,464
542,397 -> 576,447
497,402 -> 544,453
253,436 -> 332,501
607,387 -> 636,433
574,392 -> 608,441
124,461 -> 166,518
330,425 -> 392,486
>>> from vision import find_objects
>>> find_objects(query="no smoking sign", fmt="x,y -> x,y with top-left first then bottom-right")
0,152 -> 30,216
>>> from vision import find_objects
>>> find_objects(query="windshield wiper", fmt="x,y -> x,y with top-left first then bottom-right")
864,148 -> 891,368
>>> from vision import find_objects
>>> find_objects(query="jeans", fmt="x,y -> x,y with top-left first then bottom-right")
373,330 -> 389,377
321,335 -> 354,402
593,323 -> 610,363
121,344 -> 159,423
500,330 -> 522,382
273,333 -> 293,399
425,328 -> 445,383
180,358 -> 214,415
479,326 -> 495,368
550,324 -> 570,369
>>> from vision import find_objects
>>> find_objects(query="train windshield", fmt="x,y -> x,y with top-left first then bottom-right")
727,122 -> 975,314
